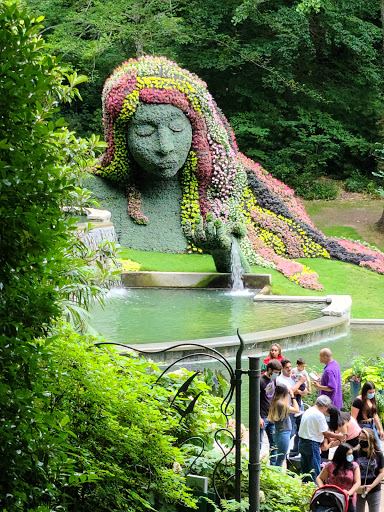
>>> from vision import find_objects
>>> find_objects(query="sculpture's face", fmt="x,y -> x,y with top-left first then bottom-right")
127,103 -> 192,178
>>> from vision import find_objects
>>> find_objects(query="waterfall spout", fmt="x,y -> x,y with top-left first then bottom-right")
79,225 -> 117,251
230,239 -> 244,291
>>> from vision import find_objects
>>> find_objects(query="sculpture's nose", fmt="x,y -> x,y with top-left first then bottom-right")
157,127 -> 174,155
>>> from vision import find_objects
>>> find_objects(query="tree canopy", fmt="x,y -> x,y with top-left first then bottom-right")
25,0 -> 384,197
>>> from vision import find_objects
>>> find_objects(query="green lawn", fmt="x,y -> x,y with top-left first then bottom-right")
320,226 -> 360,239
251,258 -> 384,319
118,248 -> 384,319
118,248 -> 217,272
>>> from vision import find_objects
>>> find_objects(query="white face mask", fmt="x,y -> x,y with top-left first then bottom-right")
325,416 -> 330,423
346,454 -> 354,462
270,373 -> 278,381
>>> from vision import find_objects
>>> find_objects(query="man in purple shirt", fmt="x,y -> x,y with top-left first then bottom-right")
313,348 -> 343,409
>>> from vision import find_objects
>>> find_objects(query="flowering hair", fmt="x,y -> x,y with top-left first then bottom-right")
96,56 -> 384,290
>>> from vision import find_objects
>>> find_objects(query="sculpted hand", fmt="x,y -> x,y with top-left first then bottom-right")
195,215 -> 232,250
183,214 -> 250,273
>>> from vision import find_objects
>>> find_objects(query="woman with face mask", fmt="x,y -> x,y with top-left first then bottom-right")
351,382 -> 384,445
354,428 -> 384,512
267,385 -> 299,467
317,443 -> 361,512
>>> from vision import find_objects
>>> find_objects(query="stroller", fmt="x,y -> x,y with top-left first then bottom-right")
310,485 -> 349,512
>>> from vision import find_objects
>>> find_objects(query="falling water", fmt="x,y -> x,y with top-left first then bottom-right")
230,239 -> 244,291
79,225 -> 117,251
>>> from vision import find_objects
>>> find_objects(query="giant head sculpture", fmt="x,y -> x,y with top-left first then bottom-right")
95,56 -> 384,289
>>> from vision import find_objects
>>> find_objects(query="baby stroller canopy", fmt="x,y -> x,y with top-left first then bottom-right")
310,485 -> 349,512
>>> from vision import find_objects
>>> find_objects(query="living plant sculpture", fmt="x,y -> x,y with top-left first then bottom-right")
94,56 -> 384,290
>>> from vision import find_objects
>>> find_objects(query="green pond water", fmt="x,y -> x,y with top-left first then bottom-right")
90,288 -> 325,344
89,289 -> 384,426
191,325 -> 384,425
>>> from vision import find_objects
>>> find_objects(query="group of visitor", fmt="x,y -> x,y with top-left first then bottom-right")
259,344 -> 384,512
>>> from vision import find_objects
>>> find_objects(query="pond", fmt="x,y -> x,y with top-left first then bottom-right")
192,325 -> 384,425
89,289 -> 383,426
89,288 -> 325,344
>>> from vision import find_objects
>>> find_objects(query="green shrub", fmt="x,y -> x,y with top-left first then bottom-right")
295,176 -> 339,200
343,171 -> 377,194
27,324 -> 197,512
182,444 -> 314,512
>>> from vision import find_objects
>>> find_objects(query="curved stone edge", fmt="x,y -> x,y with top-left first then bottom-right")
253,294 -> 352,318
322,295 -> 352,319
121,271 -> 271,289
253,295 -> 329,303
121,315 -> 349,365
351,319 -> 384,325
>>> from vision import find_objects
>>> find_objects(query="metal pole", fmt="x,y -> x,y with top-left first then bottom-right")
248,356 -> 261,512
235,343 -> 243,503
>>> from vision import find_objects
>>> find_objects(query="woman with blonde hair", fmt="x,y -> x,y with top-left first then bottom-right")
268,384 -> 299,467
355,428 -> 384,512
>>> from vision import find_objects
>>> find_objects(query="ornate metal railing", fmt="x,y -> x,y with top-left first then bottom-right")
95,329 -> 261,512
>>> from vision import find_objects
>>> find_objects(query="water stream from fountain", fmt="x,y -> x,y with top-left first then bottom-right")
230,239 -> 245,292
80,225 -> 117,250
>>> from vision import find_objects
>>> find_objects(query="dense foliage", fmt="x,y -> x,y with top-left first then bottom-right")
25,0 -> 384,196
39,326 -> 197,511
0,4 -> 194,510
0,4 -> 76,507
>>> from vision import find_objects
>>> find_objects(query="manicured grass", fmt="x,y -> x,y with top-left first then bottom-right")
119,248 -> 384,319
251,258 -> 384,319
118,248 -> 217,272
320,226 -> 360,239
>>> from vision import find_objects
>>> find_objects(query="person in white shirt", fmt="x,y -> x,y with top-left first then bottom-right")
276,358 -> 307,394
291,357 -> 312,393
276,358 -> 308,456
299,395 -> 344,482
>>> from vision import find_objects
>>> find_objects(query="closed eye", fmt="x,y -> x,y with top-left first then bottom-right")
169,120 -> 186,132
136,124 -> 155,136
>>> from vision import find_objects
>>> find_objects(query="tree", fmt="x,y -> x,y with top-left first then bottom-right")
0,4 -> 196,510
0,2 -> 81,507
26,0 -> 192,135
176,0 -> 384,196
25,0 -> 384,197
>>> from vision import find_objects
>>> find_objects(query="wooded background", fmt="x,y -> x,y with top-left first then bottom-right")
26,0 -> 384,198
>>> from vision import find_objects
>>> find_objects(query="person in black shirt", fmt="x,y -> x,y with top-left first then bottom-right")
260,359 -> 282,465
352,382 -> 384,446
354,428 -> 384,512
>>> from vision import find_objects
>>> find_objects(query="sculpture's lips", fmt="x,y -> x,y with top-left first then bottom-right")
156,160 -> 178,169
